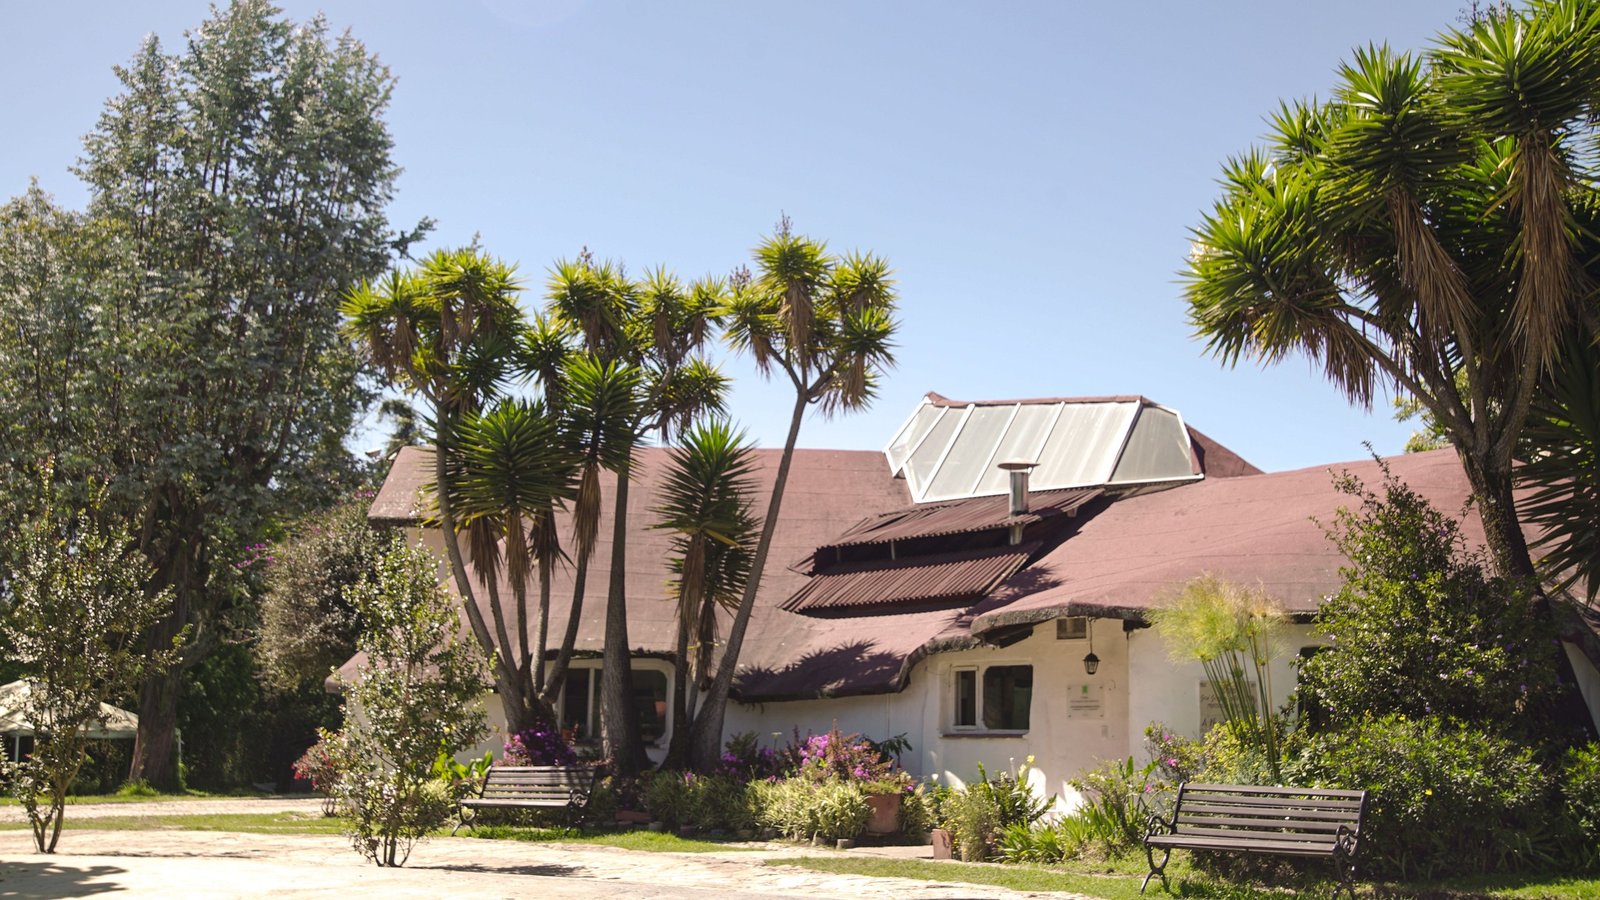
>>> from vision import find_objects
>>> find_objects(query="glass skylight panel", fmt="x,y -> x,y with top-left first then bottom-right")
971,403 -> 1062,496
886,402 -> 943,474
903,405 -> 965,499
1031,402 -> 1139,489
925,405 -> 1016,500
1110,406 -> 1195,483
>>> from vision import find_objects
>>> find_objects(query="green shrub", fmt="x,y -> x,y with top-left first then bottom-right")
749,778 -> 869,843
643,772 -> 752,832
1559,743 -> 1600,869
939,761 -> 1051,862
1069,756 -> 1158,852
1287,714 -> 1552,879
898,784 -> 934,837
1297,465 -> 1568,743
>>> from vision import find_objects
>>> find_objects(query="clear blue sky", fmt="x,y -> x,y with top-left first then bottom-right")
2,1 -> 1466,473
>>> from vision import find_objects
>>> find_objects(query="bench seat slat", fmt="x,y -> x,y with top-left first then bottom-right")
1148,833 -> 1342,857
1181,792 -> 1363,811
1177,814 -> 1346,832
1174,824 -> 1337,843
1177,802 -> 1359,822
463,798 -> 575,809
1182,783 -> 1366,799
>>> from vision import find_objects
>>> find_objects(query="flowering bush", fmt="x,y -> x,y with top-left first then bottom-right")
794,723 -> 895,784
501,718 -> 577,767
714,731 -> 783,782
293,733 -> 349,815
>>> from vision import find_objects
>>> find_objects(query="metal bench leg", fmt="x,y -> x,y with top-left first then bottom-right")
1141,846 -> 1171,894
1333,851 -> 1357,900
451,806 -> 475,836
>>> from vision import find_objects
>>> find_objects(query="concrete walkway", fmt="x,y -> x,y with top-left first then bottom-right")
0,827 -> 1093,899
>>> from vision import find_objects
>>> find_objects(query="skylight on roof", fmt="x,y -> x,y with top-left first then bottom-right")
883,396 -> 1200,503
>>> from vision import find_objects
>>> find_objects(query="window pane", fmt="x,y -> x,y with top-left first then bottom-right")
972,404 -> 1061,496
1110,406 -> 1193,483
632,668 -> 669,744
886,404 -> 944,473
926,406 -> 1014,500
560,666 -> 592,736
1032,403 -> 1139,489
904,407 -> 965,500
982,665 -> 1033,730
954,669 -> 977,727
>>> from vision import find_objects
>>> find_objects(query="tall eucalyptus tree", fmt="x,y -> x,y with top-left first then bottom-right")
31,0 -> 420,788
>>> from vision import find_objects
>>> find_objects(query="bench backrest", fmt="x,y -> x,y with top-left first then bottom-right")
479,765 -> 596,803
1172,783 -> 1367,849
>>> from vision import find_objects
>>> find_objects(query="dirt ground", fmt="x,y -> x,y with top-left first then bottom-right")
0,810 -> 1084,899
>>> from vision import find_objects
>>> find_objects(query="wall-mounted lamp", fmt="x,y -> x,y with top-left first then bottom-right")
1082,623 -> 1100,675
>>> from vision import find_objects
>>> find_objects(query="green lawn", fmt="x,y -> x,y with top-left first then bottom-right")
0,811 -> 344,835
763,855 -> 1600,900
466,824 -> 762,853
0,788 -> 273,806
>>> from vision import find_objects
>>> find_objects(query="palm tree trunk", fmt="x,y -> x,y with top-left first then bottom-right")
542,552 -> 590,704
663,614 -> 692,770
600,461 -> 647,775
1456,447 -> 1537,580
428,442 -> 524,725
688,391 -> 809,770
535,560 -> 552,695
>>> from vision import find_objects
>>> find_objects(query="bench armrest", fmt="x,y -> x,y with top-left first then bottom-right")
1334,823 -> 1358,858
1142,810 -> 1175,842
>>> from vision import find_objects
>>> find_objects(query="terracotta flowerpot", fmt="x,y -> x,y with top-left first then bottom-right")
930,827 -> 953,860
865,792 -> 902,835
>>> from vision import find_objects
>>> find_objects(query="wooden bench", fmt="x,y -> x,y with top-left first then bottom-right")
1141,782 -> 1368,897
455,765 -> 599,831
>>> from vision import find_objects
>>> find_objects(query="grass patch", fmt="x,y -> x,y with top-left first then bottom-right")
0,788 -> 271,807
467,824 -> 760,853
764,855 -> 1600,900
0,812 -> 344,835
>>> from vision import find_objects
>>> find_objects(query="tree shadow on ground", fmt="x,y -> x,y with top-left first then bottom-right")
421,862 -> 580,879
0,860 -> 125,898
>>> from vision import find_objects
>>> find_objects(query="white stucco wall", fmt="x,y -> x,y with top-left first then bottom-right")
1564,643 -> 1600,733
1125,622 -> 1322,746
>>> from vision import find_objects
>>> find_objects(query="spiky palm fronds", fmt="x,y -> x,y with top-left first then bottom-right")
1518,334 -> 1600,603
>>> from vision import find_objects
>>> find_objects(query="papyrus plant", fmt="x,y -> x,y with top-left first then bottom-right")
1149,575 -> 1287,782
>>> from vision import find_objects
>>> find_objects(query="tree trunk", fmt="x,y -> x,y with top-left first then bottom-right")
688,391 -> 809,771
600,462 -> 646,775
534,560 -> 552,695
1457,447 -> 1537,580
542,552 -> 590,705
663,615 -> 691,770
1459,446 -> 1596,739
128,666 -> 181,790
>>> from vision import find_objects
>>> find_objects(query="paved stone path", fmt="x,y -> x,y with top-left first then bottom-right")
0,825 -> 1097,899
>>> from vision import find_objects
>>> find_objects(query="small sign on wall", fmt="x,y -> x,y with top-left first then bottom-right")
1065,682 -> 1105,719
1199,680 -> 1257,733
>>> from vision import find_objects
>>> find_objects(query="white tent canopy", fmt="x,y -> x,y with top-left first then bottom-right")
0,680 -> 140,740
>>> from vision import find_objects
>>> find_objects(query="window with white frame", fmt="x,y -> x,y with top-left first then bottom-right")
950,663 -> 1033,732
557,665 -> 670,745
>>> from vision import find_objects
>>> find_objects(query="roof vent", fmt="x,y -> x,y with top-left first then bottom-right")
997,460 -> 1037,518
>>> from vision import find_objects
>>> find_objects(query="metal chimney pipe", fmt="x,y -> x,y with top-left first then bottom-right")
998,460 -> 1037,517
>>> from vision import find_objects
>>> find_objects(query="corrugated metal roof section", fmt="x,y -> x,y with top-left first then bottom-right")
822,488 -> 1101,551
781,543 -> 1038,613
883,392 -> 1202,504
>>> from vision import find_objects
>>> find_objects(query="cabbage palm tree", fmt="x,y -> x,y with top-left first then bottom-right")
544,257 -> 728,774
1517,334 -> 1600,602
688,221 -> 897,770
1184,2 -> 1600,582
342,248 -> 539,721
448,398 -> 579,729
652,421 -> 758,768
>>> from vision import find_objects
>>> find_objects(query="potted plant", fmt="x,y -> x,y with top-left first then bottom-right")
861,772 -> 912,835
